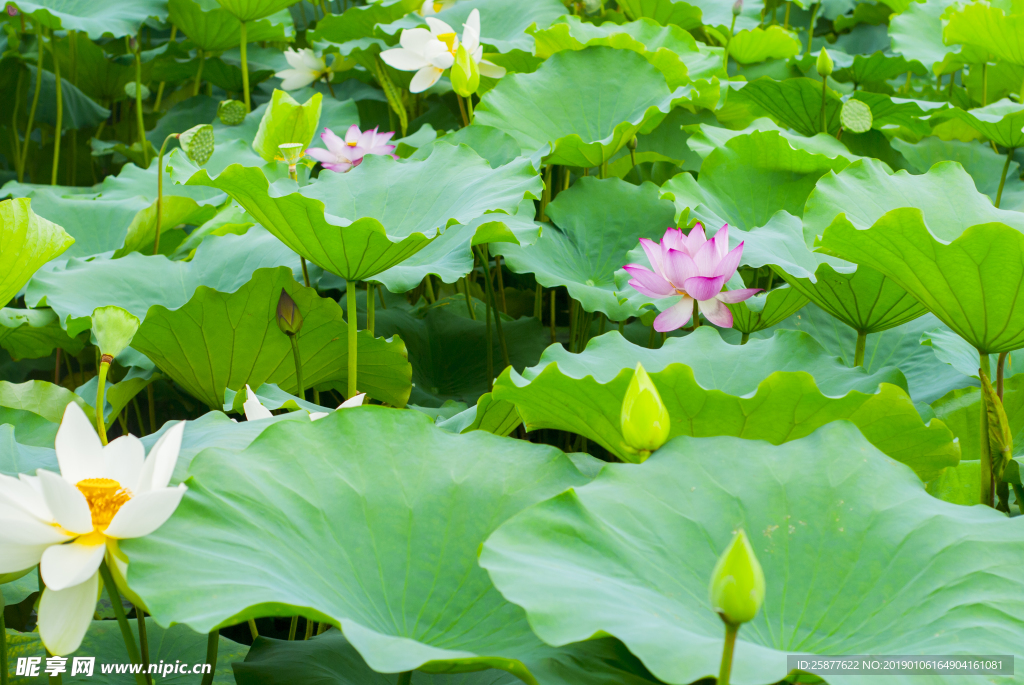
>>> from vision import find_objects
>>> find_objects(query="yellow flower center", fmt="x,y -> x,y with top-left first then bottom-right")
433,1 -> 443,10
437,32 -> 457,56
347,141 -> 358,147
76,478 -> 131,531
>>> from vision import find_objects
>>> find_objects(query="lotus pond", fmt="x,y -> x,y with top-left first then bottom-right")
1,0 -> 1024,683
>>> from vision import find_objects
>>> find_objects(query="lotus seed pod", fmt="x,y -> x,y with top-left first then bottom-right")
276,288 -> 303,336
279,143 -> 305,166
709,529 -> 766,626
816,48 -> 833,77
620,362 -> 671,461
178,124 -> 215,165
840,98 -> 873,133
218,99 -> 247,126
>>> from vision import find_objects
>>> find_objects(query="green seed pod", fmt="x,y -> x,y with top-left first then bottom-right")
276,288 -> 303,337
816,47 -> 834,77
90,305 -> 140,358
450,43 -> 479,98
620,362 -> 671,461
840,98 -> 873,133
218,99 -> 247,126
709,529 -> 766,626
179,124 -> 215,165
278,143 -> 305,166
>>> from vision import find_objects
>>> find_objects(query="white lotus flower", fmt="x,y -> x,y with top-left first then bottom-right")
243,384 -> 366,421
380,17 -> 459,93
0,403 -> 186,655
420,0 -> 457,14
276,48 -> 333,91
460,9 -> 505,80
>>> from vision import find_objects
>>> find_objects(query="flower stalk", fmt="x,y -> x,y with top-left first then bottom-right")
99,561 -> 148,685
200,631 -> 218,685
346,280 -> 358,399
133,38 -> 148,168
979,351 -> 993,507
49,28 -> 63,186
239,21 -> 250,111
96,353 -> 113,445
19,22 -> 44,182
854,331 -> 867,367
996,148 -> 1014,208
154,134 -> 177,255
277,289 -> 305,400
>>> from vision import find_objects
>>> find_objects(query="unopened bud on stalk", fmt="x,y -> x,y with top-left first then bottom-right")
816,47 -> 833,77
732,0 -> 742,16
451,43 -> 479,97
619,363 -> 670,462
277,289 -> 303,336
7,5 -> 18,15
709,529 -> 765,626
627,137 -> 638,151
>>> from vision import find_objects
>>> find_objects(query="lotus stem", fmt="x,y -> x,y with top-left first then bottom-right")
147,384 -> 156,433
288,616 -> 298,640
19,22 -> 43,182
723,13 -> 737,70
99,561 -> 148,685
137,608 -> 152,685
50,29 -> 63,186
1,587 -> 7,685
396,673 -> 412,685
996,148 -> 1014,208
248,619 -> 258,640
982,62 -> 988,107
741,332 -> 750,345
540,165 -> 552,221
423,275 -> 436,303
477,246 -> 509,370
463,277 -> 476,319
346,280 -> 358,399
192,49 -> 206,97
200,630 -> 218,685
692,299 -> 700,328
96,355 -> 112,445
979,350 -> 993,507
484,275 -> 494,389
997,351 -> 1008,400
495,255 -> 508,313
820,76 -> 828,134
154,134 -> 177,255
854,331 -> 867,367
153,26 -> 176,110
304,617 -> 314,640
289,334 -> 304,401
456,94 -> 470,127
550,290 -> 557,344
804,3 -> 819,57
133,39 -> 148,167
465,94 -> 473,124
239,21 -> 250,111
11,69 -> 23,178
367,282 -> 375,336
784,1 -> 791,28
300,257 -> 311,287
533,283 -> 543,319
718,622 -> 739,685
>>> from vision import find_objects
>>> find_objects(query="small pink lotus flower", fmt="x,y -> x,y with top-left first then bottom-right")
7,5 -> 18,15
305,125 -> 398,173
624,224 -> 761,331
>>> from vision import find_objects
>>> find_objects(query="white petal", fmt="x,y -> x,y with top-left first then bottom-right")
0,542 -> 50,573
296,48 -> 325,71
283,48 -> 304,69
339,393 -> 367,409
410,66 -> 443,93
399,27 -> 436,55
478,60 -> 505,78
0,473 -> 53,521
243,385 -> 274,422
37,470 -> 93,535
426,43 -> 455,69
101,435 -> 144,492
461,9 -> 481,54
0,507 -> 72,546
426,16 -> 455,36
309,411 -> 330,421
39,571 -> 100,656
103,485 -> 186,540
137,421 -> 185,493
40,537 -> 105,591
380,47 -> 431,72
55,403 -> 104,484
277,68 -> 317,91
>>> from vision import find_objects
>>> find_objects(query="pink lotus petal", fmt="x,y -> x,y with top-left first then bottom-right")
654,298 -> 694,332
322,128 -> 347,156
624,264 -> 675,298
711,224 -> 730,262
661,227 -> 685,252
683,275 -> 727,301
638,238 -> 663,272
663,249 -> 698,289
322,160 -> 354,172
699,297 -> 733,327
716,287 -> 762,304
683,223 -> 707,256
345,124 -> 362,146
713,242 -> 744,280
304,147 -> 339,164
692,239 -> 720,278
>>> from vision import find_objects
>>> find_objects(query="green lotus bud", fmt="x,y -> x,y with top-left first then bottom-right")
709,530 -> 765,626
90,305 -> 140,358
276,288 -> 303,336
627,136 -> 638,151
620,362 -> 670,461
450,43 -> 479,98
732,0 -> 742,16
179,124 -> 215,165
218,99 -> 247,126
816,48 -> 833,78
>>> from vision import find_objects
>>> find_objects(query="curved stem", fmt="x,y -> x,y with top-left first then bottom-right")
11,69 -> 24,179
996,148 -> 1014,208
300,257 -> 311,287
99,561 -> 148,685
96,357 -> 111,445
50,29 -> 63,186
463,276 -> 475,319
289,334 -> 304,400
723,13 -> 737,70
346,280 -> 358,399
192,49 -> 206,97
199,630 -> 218,685
133,40 -> 148,167
980,350 -> 993,507
20,22 -> 43,182
804,3 -> 819,57
154,134 -> 177,255
854,331 -> 867,367
239,22 -> 250,111
456,93 -> 469,127
718,622 -> 739,685
154,26 -> 176,110
136,608 -> 152,685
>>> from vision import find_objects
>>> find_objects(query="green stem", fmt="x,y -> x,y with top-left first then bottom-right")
396,673 -> 412,685
247,619 -> 258,640
300,257 -> 311,287
11,69 -> 24,179
550,290 -> 557,344
133,41 -> 147,167
980,350 -> 993,507
484,277 -> 494,389
154,133 -> 177,255
997,351 -> 1008,400
423,275 -> 436,303
199,631 -> 218,685
718,622 -> 739,685
456,93 -> 469,127
820,75 -> 828,134
692,298 -> 700,328
996,148 -> 1014,208
1,587 -> 7,685
96,357 -> 111,445
539,165 -> 552,221
477,246 -> 509,370
462,277 -> 476,319
723,13 -> 737,70
147,384 -> 156,434
304,617 -> 314,640
192,49 -> 206,97
154,26 -> 176,110
239,21 -> 250,111
289,334 -> 304,400
804,3 -> 819,57
99,561 -> 148,685
740,332 -> 749,345
783,0 -> 791,29
465,94 -> 473,124
20,22 -> 43,182
346,280 -> 358,399
367,282 -> 375,336
854,330 -> 867,367
136,608 -> 152,685
50,29 -> 62,186
982,62 -> 988,107
287,616 -> 298,640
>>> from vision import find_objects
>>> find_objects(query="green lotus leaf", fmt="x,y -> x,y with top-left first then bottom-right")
888,0 -> 964,75
311,0 -> 420,43
214,0 -> 298,22
8,619 -> 246,684
0,380 -> 89,437
131,267 -> 411,409
474,47 -> 719,167
944,2 -> 1024,67
684,118 -> 859,162
920,328 -> 991,379
76,365 -> 163,430
252,89 -> 323,162
925,459 -> 980,506
434,392 -> 521,437
529,15 -> 720,87
851,91 -> 947,138
9,0 -> 168,38
169,0 -> 290,53
726,285 -> 808,336
223,382 -> 331,416
727,26 -> 801,65
407,125 -> 521,169
0,198 -> 74,309
479,422 -> 1022,685
660,130 -> 850,231
21,63 -> 112,131
114,196 -> 221,257
831,51 -> 928,86
619,0 -> 766,32
732,77 -> 843,137
493,328 -> 958,480
26,229 -> 307,336
173,143 -> 538,281
928,99 -> 1024,149
51,31 -> 137,103
0,307 -> 84,360
235,631 -> 524,685
495,177 -> 675,321
123,408 -> 659,685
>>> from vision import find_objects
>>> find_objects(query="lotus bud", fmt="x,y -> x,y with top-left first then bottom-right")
620,363 -> 670,461
816,48 -> 833,78
450,43 -> 479,98
276,289 -> 303,336
7,5 -> 18,15
709,529 -> 765,626
627,137 -> 638,151
178,123 -> 215,165
732,0 -> 742,16
217,99 -> 247,126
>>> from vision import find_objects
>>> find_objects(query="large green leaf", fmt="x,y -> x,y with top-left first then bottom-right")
214,0 -> 298,22
660,130 -> 850,231
888,0 -> 964,75
172,143 -> 540,281
169,0 -> 291,53
479,422 -> 1024,685
311,0 -> 420,43
619,0 -> 766,32
684,118 -> 860,163
132,267 -> 411,408
944,2 -> 1024,67
0,198 -> 74,308
831,51 -> 928,87
732,77 -> 843,137
10,0 -> 168,38
726,285 -> 808,336
493,328 -> 958,480
727,26 -> 802,65
928,99 -> 1024,149
252,89 -> 322,162
51,31 -> 137,103
474,47 -> 718,167
123,408 -> 659,685
0,307 -> 84,360
495,177 -> 675,321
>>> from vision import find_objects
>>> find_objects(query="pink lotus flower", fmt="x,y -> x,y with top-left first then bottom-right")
305,125 -> 398,173
624,224 -> 761,331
